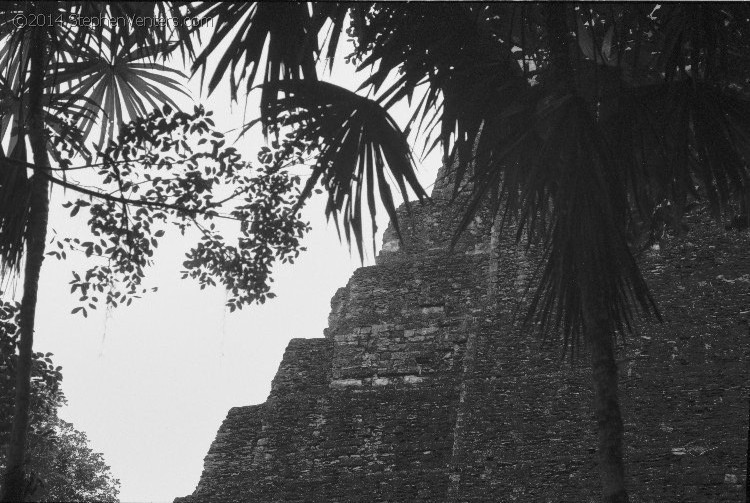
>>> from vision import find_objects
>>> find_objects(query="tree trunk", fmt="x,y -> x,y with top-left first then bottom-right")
543,5 -> 630,501
1,17 -> 51,503
582,288 -> 628,503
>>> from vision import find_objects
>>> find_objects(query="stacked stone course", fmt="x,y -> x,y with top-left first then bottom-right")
176,167 -> 748,502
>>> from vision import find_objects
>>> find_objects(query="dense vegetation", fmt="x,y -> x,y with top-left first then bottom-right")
1,300 -> 119,501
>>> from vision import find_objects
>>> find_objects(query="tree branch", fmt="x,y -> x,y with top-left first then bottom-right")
44,172 -> 196,214
42,173 -> 246,222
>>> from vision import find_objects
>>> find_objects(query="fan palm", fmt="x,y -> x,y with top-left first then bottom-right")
0,2 -> 191,500
191,3 -> 750,501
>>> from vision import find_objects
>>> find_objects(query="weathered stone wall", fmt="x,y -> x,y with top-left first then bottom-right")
176,167 -> 748,502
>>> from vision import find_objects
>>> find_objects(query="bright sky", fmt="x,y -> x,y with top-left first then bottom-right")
25,32 -> 442,503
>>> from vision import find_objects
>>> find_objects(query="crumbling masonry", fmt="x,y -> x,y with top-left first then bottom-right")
176,167 -> 748,502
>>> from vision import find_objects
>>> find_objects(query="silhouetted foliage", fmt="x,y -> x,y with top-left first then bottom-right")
0,300 -> 120,501
46,105 -> 310,314
0,2 -> 310,497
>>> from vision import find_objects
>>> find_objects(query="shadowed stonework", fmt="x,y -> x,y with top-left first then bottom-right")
176,166 -> 748,502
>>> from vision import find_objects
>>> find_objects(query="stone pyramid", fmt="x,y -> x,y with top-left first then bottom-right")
176,163 -> 748,502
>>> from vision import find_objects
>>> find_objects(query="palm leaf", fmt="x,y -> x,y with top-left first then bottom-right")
52,34 -> 188,149
260,79 -> 428,259
192,2 -> 319,104
448,78 -> 660,353
354,3 -> 527,201
70,2 -> 195,62
0,142 -> 30,280
611,80 -> 750,235
517,97 -> 659,352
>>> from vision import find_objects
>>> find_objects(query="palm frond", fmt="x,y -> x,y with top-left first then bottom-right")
676,82 -> 750,213
354,3 -> 528,200
520,97 -> 659,353
52,35 -> 188,149
610,80 -> 750,237
314,3 -> 351,73
452,82 -> 660,353
260,80 -> 428,259
191,2 -> 320,104
69,2 -> 195,63
0,142 -> 30,280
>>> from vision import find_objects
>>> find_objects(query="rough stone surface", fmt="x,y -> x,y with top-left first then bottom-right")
176,167 -> 749,502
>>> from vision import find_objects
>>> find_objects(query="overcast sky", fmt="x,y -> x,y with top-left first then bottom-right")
26,37 -> 442,502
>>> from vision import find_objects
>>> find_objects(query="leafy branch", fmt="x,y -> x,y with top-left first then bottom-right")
44,105 -> 312,316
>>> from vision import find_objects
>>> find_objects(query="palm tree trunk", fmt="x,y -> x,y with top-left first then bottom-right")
582,288 -> 628,503
1,19 -> 51,503
543,5 -> 629,502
